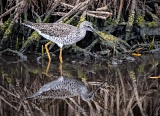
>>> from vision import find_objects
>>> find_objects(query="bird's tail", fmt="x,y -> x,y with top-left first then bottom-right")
22,21 -> 35,30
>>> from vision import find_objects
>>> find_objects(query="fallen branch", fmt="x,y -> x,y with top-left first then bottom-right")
59,2 -> 112,20
57,0 -> 92,22
87,13 -> 109,20
88,10 -> 112,15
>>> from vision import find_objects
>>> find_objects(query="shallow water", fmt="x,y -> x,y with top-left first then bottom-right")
0,53 -> 160,116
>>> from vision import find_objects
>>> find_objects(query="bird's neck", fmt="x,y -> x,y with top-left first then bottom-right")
79,27 -> 87,38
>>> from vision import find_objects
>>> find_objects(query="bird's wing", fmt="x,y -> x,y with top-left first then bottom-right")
27,22 -> 77,37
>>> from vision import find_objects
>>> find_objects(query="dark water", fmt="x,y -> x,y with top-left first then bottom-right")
0,53 -> 160,116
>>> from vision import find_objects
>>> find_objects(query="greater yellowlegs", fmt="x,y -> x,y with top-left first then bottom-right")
22,21 -> 99,63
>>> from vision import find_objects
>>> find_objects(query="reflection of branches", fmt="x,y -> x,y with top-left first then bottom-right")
0,54 -> 160,115
22,100 -> 34,116
0,48 -> 27,61
92,100 -> 103,113
67,98 -> 86,114
116,80 -> 120,116
129,70 -> 146,116
0,95 -> 18,111
31,102 -> 47,115
125,92 -> 134,116
0,86 -> 19,98
117,68 -> 126,108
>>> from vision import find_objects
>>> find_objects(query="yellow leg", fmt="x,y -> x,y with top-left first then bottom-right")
59,48 -> 63,63
59,62 -> 63,76
45,41 -> 52,61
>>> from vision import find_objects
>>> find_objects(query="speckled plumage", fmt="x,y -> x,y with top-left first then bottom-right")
26,76 -> 94,101
22,21 -> 96,48
22,21 -> 97,62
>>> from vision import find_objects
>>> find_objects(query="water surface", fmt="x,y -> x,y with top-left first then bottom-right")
0,53 -> 160,116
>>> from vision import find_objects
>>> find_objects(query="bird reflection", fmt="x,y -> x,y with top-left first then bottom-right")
26,76 -> 96,101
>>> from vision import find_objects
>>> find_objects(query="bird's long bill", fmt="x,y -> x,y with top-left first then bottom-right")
91,28 -> 104,39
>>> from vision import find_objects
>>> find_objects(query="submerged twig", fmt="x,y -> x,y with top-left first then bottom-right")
0,48 -> 27,61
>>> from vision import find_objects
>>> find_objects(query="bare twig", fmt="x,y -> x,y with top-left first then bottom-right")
0,1 -> 23,19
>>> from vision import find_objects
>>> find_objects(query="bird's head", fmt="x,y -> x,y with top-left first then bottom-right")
79,21 -> 97,32
79,21 -> 104,39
